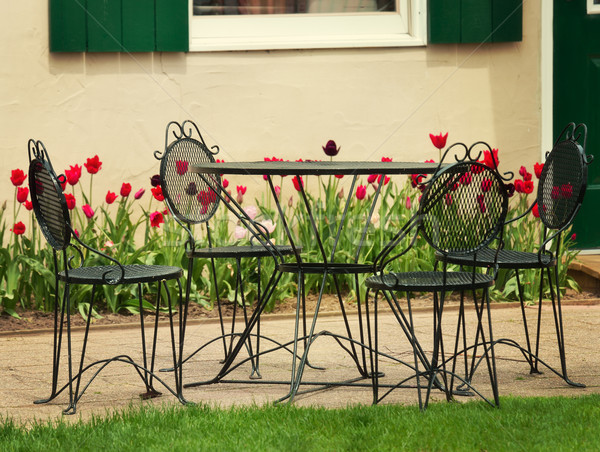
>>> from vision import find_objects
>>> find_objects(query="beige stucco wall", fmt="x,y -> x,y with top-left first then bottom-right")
1,1 -> 542,221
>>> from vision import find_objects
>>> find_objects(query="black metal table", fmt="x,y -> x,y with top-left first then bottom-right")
190,160 -> 440,402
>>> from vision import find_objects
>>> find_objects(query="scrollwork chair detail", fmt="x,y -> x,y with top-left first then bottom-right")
27,139 -> 185,415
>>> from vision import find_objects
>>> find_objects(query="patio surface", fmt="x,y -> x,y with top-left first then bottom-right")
1,297 -> 599,425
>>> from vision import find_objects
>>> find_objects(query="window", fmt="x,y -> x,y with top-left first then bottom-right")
189,0 -> 427,51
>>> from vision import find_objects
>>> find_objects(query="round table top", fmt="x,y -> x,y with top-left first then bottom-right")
190,160 -> 441,176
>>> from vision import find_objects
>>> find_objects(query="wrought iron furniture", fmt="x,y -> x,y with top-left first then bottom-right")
439,123 -> 593,387
365,159 -> 509,409
27,139 -> 185,414
191,159 -> 441,403
155,120 -> 296,379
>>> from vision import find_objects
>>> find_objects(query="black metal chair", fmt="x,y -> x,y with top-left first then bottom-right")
365,159 -> 509,409
439,122 -> 593,387
27,139 -> 185,414
154,120 -> 295,379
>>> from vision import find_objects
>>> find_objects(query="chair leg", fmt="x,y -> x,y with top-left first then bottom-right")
64,284 -> 97,415
547,266 -> 585,387
515,270 -> 538,373
34,279 -> 67,405
137,282 -> 161,399
483,288 -> 500,406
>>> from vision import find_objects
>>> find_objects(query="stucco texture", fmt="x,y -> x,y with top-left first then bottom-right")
1,1 -> 541,218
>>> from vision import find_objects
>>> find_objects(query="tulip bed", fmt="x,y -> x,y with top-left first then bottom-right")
0,136 -> 580,317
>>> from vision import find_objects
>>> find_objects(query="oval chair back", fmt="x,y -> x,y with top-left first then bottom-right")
419,160 -> 509,258
28,139 -> 72,251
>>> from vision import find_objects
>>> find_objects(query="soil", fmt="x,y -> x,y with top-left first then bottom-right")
1,289 -> 598,334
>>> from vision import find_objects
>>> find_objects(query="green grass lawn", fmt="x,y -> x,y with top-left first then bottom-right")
2,395 -> 599,451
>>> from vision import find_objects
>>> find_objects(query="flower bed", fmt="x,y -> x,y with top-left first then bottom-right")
0,135 -> 579,317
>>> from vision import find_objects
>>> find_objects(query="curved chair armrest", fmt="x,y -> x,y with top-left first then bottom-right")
67,225 -> 126,285
505,200 -> 536,227
373,214 -> 421,272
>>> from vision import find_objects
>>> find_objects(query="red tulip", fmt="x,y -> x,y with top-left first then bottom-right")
222,178 -> 229,189
381,157 -> 393,162
236,185 -> 247,195
367,174 -> 377,185
477,194 -> 486,213
82,204 -> 94,219
10,169 -> 27,186
17,187 -> 29,203
24,200 -> 33,211
151,186 -> 164,202
134,188 -> 145,200
120,183 -> 132,198
519,166 -> 532,181
571,233 -> 577,241
532,203 -> 539,218
11,221 -> 26,235
356,185 -> 367,200
459,172 -> 472,186
84,155 -> 102,174
64,193 -> 76,210
482,149 -> 499,169
292,177 -> 303,192
429,132 -> 448,150
150,211 -> 164,228
64,165 -> 82,186
106,191 -> 117,204
523,180 -> 534,194
534,162 -> 544,179
561,183 -> 573,199
175,160 -> 189,176
377,175 -> 390,186
335,174 -> 343,179
481,179 -> 492,193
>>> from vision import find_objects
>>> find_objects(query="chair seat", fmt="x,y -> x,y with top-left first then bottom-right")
438,247 -> 556,269
189,244 -> 296,259
365,271 -> 494,292
59,264 -> 182,284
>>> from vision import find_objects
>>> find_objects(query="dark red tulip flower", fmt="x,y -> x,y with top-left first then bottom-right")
65,165 -> 82,186
429,132 -> 448,150
120,183 -> 132,198
11,221 -> 26,235
10,169 -> 27,186
106,191 -> 117,204
84,155 -> 102,174
322,140 -> 340,157
16,187 -> 29,203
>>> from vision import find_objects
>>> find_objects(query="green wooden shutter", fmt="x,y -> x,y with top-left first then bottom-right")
122,0 -> 156,52
49,0 -> 188,52
87,0 -> 122,52
428,0 -> 522,44
49,0 -> 87,52
156,0 -> 189,52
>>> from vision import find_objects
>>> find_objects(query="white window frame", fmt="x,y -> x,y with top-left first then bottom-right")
588,0 -> 600,15
189,0 -> 427,52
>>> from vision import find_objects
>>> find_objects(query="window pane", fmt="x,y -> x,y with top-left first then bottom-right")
193,0 -> 396,15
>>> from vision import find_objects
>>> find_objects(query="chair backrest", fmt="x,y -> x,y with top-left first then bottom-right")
158,121 -> 221,225
27,139 -> 72,251
537,123 -> 590,231
418,160 -> 508,256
